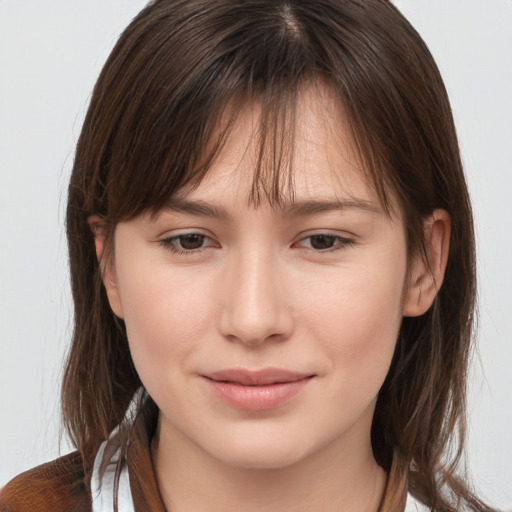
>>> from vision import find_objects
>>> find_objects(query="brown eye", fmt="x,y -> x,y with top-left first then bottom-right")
309,235 -> 337,250
159,233 -> 215,254
177,234 -> 206,250
295,233 -> 355,253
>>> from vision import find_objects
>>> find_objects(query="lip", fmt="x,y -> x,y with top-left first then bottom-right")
202,368 -> 315,411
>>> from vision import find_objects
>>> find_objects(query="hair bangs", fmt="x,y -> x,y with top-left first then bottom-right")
85,0 -> 320,224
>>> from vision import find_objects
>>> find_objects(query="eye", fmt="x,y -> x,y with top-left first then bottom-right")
296,234 -> 354,252
159,233 -> 216,254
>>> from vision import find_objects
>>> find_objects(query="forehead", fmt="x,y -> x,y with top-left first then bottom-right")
176,82 -> 384,212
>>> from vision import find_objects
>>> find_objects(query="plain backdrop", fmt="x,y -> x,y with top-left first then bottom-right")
0,1 -> 511,508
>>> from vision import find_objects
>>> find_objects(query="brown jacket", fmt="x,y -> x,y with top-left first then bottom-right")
0,411 -> 166,512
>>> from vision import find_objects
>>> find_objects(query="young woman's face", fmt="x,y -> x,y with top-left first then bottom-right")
104,85 -> 423,470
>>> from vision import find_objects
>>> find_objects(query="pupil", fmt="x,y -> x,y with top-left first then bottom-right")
180,234 -> 204,250
311,235 -> 335,250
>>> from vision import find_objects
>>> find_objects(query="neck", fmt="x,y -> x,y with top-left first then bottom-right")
151,416 -> 387,512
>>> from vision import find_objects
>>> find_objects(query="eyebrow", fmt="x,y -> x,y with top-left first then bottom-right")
165,198 -> 229,218
283,199 -> 380,216
164,197 -> 380,219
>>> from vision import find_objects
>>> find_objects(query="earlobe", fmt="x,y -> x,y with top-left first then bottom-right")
87,215 -> 124,318
403,209 -> 451,317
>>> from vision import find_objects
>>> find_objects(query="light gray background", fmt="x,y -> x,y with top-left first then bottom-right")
0,1 -> 511,508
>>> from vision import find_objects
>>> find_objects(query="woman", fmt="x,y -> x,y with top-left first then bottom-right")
0,0 -> 497,510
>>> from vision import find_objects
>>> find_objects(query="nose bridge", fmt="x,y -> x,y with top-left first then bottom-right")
220,241 -> 292,345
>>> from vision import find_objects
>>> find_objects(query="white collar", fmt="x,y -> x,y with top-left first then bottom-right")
405,493 -> 430,511
90,389 -> 143,512
91,427 -> 135,512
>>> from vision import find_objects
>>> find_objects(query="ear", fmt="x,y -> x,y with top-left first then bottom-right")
87,215 -> 124,318
403,209 -> 451,317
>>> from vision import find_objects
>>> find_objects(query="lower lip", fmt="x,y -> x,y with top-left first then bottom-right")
204,377 -> 313,411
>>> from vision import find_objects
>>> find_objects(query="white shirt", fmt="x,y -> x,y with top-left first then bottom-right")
405,494 -> 430,511
91,428 -> 135,512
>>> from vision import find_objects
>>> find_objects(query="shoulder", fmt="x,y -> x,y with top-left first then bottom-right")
0,451 -> 91,512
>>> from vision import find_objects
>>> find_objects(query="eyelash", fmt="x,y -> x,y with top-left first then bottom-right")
159,234 -> 217,255
158,233 -> 355,255
294,234 -> 355,252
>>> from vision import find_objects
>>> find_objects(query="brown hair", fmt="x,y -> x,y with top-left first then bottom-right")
63,0 -> 491,510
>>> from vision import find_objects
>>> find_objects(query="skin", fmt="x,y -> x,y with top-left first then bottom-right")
93,84 -> 450,512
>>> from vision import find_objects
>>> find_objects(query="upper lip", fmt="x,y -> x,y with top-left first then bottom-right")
204,368 -> 314,386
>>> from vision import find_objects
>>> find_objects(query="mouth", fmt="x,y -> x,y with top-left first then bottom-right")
204,368 -> 314,385
202,368 -> 315,411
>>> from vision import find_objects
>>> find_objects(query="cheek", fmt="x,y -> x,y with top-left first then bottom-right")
296,257 -> 406,386
114,257 -> 214,381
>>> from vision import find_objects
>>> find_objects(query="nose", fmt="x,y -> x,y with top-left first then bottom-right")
218,246 -> 294,346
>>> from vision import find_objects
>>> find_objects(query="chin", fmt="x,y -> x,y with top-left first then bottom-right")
206,433 -> 312,471
223,450 -> 305,471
